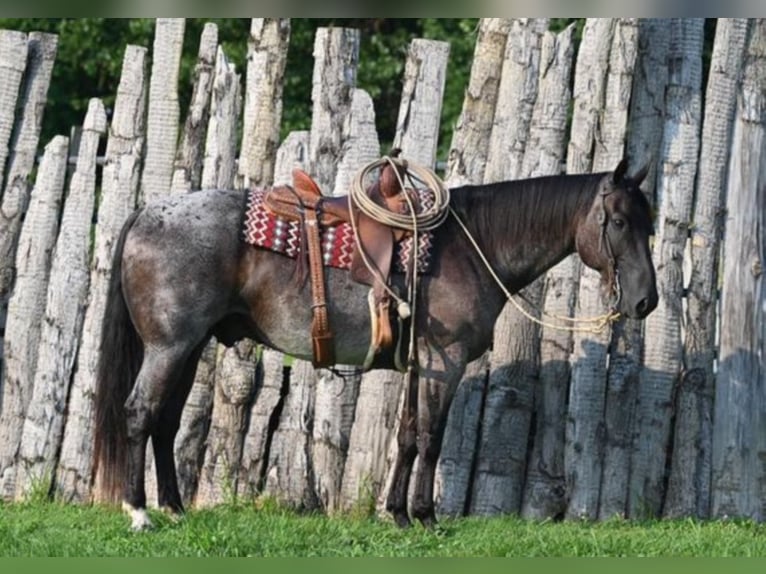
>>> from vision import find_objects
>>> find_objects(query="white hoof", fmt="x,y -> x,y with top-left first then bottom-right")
122,501 -> 154,531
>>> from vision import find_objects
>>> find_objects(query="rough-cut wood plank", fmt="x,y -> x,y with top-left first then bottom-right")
312,368 -> 362,512
625,19 -> 671,205
331,89 -> 380,197
176,340 -> 216,505
263,359 -> 319,510
341,368 -> 406,513
429,21 -> 521,516
14,100 -> 106,500
628,18 -> 704,520
564,17 -> 615,521
240,18 -> 290,189
200,47 -> 241,191
0,30 -> 27,192
313,89 -> 377,512
237,349 -> 285,500
195,343 -> 257,506
271,27 -> 364,513
57,46 -> 148,502
392,39 -> 450,167
273,131 -> 309,186
472,21 -> 554,515
434,357 -> 488,517
0,32 -> 57,376
518,25 -> 574,179
236,137 -> 307,503
445,18 -> 512,187
186,46 -> 243,508
711,18 -> 766,522
591,18 -> 641,521
484,18 -> 549,184
0,135 -> 68,498
666,18 -> 748,520
518,24 -> 576,520
166,23 -> 219,502
308,27 -> 359,193
139,18 -> 185,205
170,22 -> 217,194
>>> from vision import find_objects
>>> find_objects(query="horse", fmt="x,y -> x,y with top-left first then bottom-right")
93,157 -> 658,531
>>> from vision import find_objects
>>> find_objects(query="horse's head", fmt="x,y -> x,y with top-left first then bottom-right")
575,159 -> 658,320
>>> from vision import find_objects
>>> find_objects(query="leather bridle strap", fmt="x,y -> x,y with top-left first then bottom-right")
597,188 -> 622,311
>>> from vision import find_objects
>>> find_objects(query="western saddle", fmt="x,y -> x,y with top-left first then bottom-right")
263,161 -> 419,369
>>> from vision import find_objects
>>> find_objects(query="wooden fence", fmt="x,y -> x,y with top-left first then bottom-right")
0,18 -> 764,523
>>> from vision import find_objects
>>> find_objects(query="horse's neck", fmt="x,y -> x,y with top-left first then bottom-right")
451,178 -> 595,293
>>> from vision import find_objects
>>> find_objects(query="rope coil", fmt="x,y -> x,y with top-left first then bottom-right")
349,155 -> 451,232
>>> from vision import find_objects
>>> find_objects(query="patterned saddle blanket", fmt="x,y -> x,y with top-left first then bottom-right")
242,188 -> 434,275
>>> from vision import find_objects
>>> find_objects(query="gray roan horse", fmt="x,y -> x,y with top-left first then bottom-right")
93,158 -> 658,530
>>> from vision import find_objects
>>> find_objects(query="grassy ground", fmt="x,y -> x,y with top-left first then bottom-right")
1,498 -> 765,557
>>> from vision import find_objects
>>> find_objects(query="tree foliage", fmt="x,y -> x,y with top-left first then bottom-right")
0,18 -> 478,160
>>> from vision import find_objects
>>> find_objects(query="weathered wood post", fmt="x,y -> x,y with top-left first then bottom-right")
431,18 -> 510,517
518,23 -> 577,520
189,46 -> 244,506
14,100 -> 106,500
711,17 -> 766,522
169,23 -> 219,504
139,18 -> 185,205
564,17 -> 617,520
57,45 -> 148,502
237,131 -> 308,502
463,18 -> 548,518
263,27 -> 360,511
666,18 -> 749,520
628,18 -> 704,519
591,18 -> 640,521
170,22 -> 217,194
0,32 -> 57,379
0,135 -> 69,497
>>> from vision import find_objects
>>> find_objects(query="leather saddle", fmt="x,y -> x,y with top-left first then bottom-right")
263,163 -> 416,368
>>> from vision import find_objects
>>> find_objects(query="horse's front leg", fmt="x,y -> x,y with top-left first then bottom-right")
385,367 -> 419,527
411,340 -> 467,528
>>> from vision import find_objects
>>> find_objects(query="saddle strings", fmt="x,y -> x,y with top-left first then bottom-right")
349,155 -> 451,370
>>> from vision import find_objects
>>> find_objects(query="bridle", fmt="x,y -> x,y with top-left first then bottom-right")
596,184 -> 623,314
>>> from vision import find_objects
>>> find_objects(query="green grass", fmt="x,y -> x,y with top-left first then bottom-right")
0,499 -> 765,557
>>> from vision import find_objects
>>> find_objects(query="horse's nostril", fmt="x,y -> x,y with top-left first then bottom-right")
635,294 -> 658,317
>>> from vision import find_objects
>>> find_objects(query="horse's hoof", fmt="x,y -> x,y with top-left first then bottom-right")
122,501 -> 154,531
160,505 -> 185,523
392,511 -> 412,529
415,511 -> 439,530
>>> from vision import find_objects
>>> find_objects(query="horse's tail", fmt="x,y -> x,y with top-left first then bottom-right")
92,209 -> 144,504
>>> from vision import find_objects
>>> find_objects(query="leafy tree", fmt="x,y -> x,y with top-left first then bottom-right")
0,18 -> 478,162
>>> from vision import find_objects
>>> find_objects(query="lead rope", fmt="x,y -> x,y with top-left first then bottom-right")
448,206 -> 621,334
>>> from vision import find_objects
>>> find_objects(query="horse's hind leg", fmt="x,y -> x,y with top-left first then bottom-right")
122,344 -> 191,531
385,369 -> 419,527
151,338 -> 209,518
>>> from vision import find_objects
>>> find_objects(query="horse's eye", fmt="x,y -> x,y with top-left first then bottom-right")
612,218 -> 626,229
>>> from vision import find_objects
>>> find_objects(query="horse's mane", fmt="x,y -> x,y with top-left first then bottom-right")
448,172 -> 604,253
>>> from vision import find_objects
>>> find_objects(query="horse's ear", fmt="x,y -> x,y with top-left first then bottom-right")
612,158 -> 629,184
632,161 -> 651,187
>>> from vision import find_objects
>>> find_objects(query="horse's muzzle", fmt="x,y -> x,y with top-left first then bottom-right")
632,291 -> 658,319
